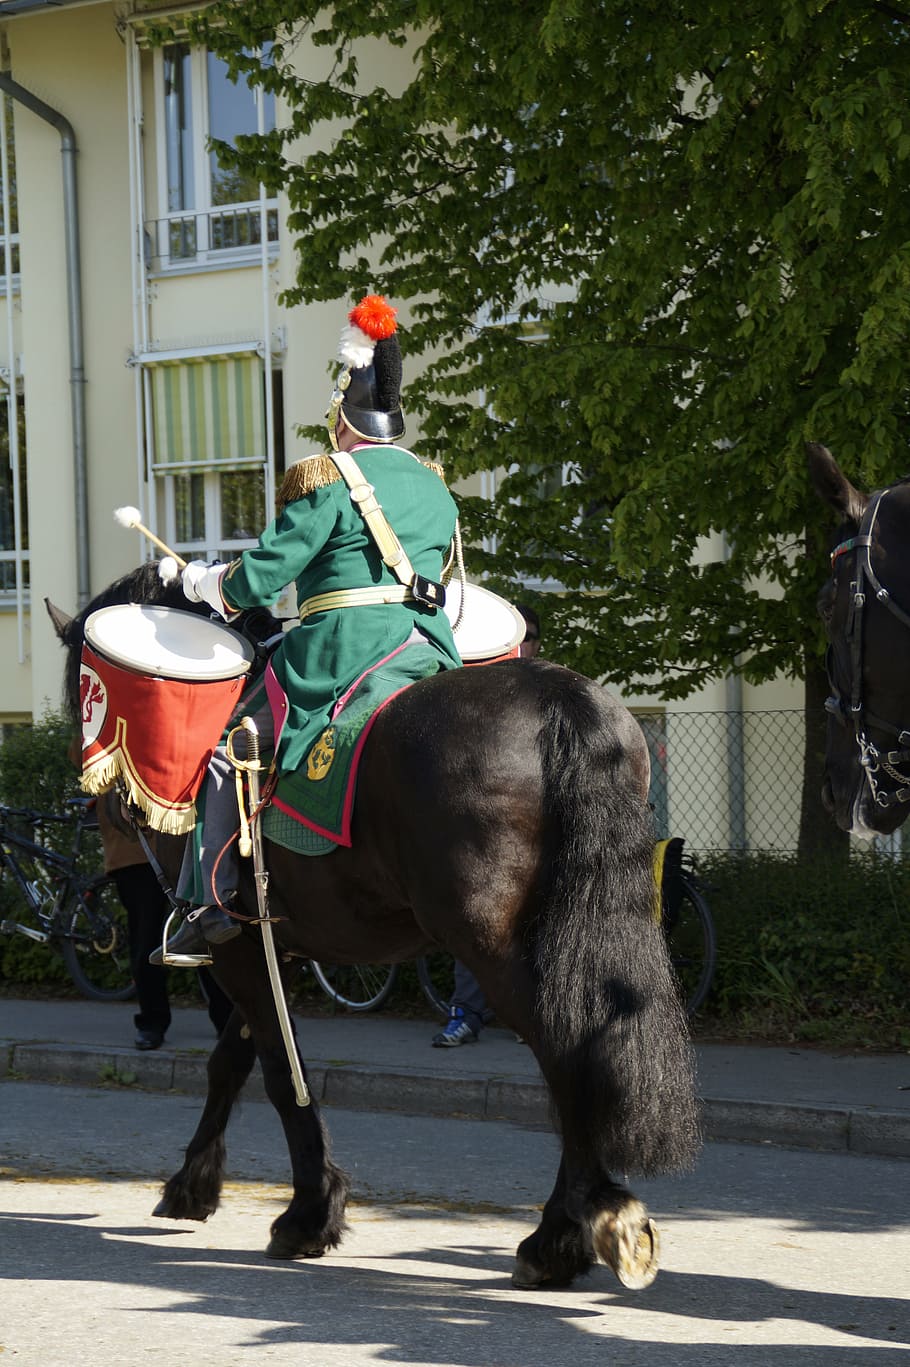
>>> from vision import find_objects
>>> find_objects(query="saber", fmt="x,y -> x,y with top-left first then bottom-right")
226,717 -> 310,1108
114,506 -> 188,569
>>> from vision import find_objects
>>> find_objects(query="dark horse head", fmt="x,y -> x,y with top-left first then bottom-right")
807,441 -> 910,839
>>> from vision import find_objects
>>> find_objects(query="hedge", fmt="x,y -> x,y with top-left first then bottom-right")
691,850 -> 910,1050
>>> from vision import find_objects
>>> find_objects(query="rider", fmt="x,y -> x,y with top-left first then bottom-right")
155,294 -> 462,962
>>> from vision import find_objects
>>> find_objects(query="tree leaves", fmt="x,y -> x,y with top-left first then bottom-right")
185,0 -> 909,695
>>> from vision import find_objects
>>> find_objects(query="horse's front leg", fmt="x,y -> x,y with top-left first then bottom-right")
253,1029 -> 351,1259
153,1006 -> 255,1221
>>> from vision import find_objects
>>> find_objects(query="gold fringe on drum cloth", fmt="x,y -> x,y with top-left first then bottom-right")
80,755 -> 199,836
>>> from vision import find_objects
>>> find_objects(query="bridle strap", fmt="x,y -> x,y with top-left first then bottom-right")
830,533 -> 872,566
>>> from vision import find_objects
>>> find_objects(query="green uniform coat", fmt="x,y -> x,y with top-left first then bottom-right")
221,443 -> 462,775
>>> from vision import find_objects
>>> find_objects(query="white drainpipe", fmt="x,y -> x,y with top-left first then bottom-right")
0,69 -> 90,607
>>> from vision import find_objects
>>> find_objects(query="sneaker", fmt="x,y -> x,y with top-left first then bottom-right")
431,1008 -> 478,1048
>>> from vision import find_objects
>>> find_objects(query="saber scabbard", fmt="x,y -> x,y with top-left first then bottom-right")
226,718 -> 310,1107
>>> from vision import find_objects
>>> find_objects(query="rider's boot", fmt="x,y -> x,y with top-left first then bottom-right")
149,903 -> 241,966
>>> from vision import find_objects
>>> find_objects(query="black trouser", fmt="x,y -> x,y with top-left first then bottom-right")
113,862 -> 233,1038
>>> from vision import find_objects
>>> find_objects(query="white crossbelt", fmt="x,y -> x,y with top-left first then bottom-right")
298,583 -> 415,622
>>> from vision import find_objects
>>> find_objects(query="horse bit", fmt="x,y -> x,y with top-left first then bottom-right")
826,482 -> 910,808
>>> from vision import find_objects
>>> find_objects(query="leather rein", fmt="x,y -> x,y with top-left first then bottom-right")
826,484 -> 910,809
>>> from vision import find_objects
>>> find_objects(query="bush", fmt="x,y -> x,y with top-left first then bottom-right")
693,849 -> 910,1049
0,709 -> 81,811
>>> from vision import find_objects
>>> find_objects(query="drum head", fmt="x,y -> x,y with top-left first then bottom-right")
84,604 -> 254,682
444,581 -> 526,661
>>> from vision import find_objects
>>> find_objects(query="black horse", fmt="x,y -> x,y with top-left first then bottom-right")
809,441 -> 910,839
51,563 -> 699,1291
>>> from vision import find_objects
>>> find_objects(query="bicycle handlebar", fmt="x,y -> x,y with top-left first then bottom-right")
0,799 -> 98,831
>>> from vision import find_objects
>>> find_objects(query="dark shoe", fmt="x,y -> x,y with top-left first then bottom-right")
149,916 -> 209,966
192,903 -> 243,946
134,1029 -> 164,1051
148,905 -> 240,966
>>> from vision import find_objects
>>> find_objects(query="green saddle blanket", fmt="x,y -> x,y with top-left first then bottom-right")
265,639 -> 447,852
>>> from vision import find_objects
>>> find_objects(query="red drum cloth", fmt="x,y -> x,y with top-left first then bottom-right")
79,643 -> 247,834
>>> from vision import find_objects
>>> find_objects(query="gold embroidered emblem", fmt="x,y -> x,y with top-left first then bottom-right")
306,727 -> 336,781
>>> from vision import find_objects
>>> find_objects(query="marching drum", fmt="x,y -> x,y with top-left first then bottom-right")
444,581 -> 526,664
80,605 -> 254,834
84,603 -> 254,682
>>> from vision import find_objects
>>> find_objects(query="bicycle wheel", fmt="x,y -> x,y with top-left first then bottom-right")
59,877 -> 135,1002
662,873 -> 716,1015
416,951 -> 453,1017
309,960 -> 398,1012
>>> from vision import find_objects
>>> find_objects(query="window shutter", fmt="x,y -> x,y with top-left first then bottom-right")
149,354 -> 265,471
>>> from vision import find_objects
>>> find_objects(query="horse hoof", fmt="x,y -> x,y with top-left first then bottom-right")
511,1254 -> 549,1290
265,1233 -> 327,1260
592,1202 -> 660,1291
151,1195 -> 214,1222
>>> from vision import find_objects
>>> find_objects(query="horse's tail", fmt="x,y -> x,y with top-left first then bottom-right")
530,674 -> 701,1178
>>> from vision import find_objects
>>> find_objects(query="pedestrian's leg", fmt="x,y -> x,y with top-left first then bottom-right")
114,862 -> 171,1047
451,960 -> 487,1034
432,959 -> 486,1046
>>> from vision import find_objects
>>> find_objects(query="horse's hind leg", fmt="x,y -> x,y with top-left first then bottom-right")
153,1008 -> 255,1221
512,1157 -> 592,1289
256,1038 -> 351,1260
513,1155 -> 658,1292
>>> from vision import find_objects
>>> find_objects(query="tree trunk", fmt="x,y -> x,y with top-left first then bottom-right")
798,652 -> 849,864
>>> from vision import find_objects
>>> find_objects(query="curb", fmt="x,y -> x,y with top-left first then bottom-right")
4,1039 -> 909,1161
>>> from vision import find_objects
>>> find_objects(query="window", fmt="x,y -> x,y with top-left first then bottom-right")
0,387 -> 28,594
151,366 -> 284,562
149,44 -> 278,271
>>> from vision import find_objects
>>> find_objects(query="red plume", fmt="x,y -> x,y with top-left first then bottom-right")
348,294 -> 398,341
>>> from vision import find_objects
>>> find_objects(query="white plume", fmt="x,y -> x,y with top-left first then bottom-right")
338,322 -> 376,370
158,556 -> 179,584
114,505 -> 142,529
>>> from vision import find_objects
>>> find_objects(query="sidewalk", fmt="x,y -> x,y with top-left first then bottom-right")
2,996 -> 908,1159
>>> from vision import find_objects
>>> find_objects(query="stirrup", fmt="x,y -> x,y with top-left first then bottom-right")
155,908 -> 213,967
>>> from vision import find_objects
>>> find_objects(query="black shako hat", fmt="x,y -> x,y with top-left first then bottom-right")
326,294 -> 405,446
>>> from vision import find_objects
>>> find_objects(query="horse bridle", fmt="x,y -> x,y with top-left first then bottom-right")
826,483 -> 910,808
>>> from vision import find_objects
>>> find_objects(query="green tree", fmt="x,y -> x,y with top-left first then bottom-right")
176,0 -> 910,855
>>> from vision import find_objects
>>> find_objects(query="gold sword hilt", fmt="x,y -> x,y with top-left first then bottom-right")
226,717 -> 264,859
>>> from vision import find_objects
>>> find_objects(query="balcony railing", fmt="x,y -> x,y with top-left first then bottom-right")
144,204 -> 279,273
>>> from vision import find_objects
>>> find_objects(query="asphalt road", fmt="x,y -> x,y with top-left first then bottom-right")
1,1079 -> 908,1366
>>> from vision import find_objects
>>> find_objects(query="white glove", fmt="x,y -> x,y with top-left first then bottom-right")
181,560 -> 230,618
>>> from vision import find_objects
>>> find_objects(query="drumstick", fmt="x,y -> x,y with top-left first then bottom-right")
113,507 -> 188,570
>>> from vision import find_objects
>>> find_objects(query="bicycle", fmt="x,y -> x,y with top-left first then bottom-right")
0,797 -> 134,1003
306,959 -> 399,1012
304,957 -> 445,1016
656,836 -> 717,1015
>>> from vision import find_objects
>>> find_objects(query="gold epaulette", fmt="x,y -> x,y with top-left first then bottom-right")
422,460 -> 447,482
277,455 -> 342,511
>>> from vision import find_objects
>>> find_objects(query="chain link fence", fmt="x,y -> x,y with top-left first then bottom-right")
636,709 -> 809,853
